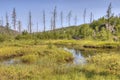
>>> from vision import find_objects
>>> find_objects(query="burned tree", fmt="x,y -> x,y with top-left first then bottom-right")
106,2 -> 112,30
68,11 -> 72,26
43,10 -> 46,32
60,11 -> 63,28
0,17 -> 3,26
53,6 -> 57,30
51,17 -> 53,30
83,8 -> 86,24
74,15 -> 77,26
36,22 -> 38,32
18,21 -> 21,33
12,8 -> 17,30
90,12 -> 93,23
28,11 -> 32,33
6,12 -> 9,30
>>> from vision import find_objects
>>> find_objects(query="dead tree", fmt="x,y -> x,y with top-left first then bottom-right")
18,21 -> 21,33
12,8 -> 17,30
36,22 -> 38,32
83,8 -> 86,24
68,11 -> 72,26
43,10 -> 46,32
60,11 -> 63,28
106,2 -> 112,31
90,12 -> 93,23
1,17 -> 3,26
0,20 -> 1,26
28,11 -> 32,33
51,17 -> 53,30
0,17 -> 2,26
74,15 -> 77,26
53,6 -> 57,31
6,12 -> 9,30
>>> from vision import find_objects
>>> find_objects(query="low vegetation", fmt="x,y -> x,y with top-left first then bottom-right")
0,40 -> 119,80
0,3 -> 119,80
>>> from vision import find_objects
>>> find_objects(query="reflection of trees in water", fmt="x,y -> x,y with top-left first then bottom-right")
80,50 -> 95,57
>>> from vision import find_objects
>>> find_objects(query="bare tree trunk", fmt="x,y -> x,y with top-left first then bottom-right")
0,19 -> 1,26
83,8 -> 86,24
60,11 -> 63,28
18,21 -> 21,33
68,11 -> 72,26
90,12 -> 93,23
74,15 -> 77,26
28,11 -> 32,33
53,6 -> 57,31
51,17 -> 53,30
12,8 -> 17,30
6,12 -> 9,30
43,10 -> 46,32
36,22 -> 38,32
1,17 -> 3,26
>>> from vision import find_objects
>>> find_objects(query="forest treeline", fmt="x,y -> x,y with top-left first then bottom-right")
0,3 -> 120,41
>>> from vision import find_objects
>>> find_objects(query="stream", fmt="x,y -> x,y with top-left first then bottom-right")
0,46 -> 120,65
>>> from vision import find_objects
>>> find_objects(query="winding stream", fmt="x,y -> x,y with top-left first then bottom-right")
1,46 -> 120,65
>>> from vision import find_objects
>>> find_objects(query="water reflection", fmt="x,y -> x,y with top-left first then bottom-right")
64,47 -> 86,65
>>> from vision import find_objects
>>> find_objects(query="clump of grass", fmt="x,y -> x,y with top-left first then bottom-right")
87,53 -> 120,75
47,42 -> 53,49
21,54 -> 39,64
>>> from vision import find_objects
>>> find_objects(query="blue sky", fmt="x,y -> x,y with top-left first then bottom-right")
0,0 -> 120,32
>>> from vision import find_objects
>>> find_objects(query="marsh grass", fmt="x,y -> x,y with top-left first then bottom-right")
0,40 -> 119,80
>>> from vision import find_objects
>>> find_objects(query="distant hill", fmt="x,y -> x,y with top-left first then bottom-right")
0,26 -> 19,36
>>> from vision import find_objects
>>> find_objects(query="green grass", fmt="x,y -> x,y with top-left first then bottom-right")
0,40 -> 119,80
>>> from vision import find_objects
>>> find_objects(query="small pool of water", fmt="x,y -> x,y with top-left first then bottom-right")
64,47 -> 87,65
0,59 -> 21,65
